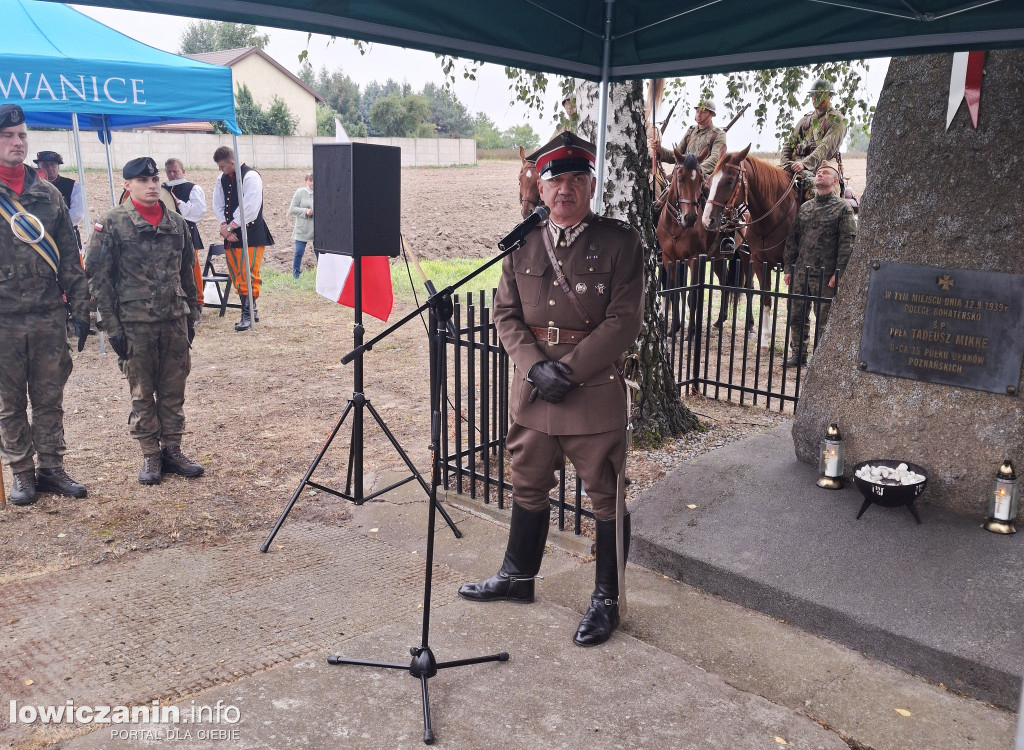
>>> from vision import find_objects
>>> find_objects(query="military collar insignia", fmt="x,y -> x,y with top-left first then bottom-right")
548,219 -> 588,248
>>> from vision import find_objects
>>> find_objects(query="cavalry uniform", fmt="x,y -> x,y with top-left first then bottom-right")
781,106 -> 848,179
0,109 -> 91,504
783,191 -> 856,361
657,124 -> 726,181
86,157 -> 203,485
212,163 -> 273,307
460,131 -> 644,649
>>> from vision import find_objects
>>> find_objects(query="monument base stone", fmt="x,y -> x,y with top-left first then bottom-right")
793,51 -> 1024,516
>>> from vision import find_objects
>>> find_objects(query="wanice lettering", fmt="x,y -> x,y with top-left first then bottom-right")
0,73 -> 145,105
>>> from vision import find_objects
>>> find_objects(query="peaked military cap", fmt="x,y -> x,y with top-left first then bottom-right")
122,156 -> 159,180
0,104 -> 25,130
34,151 -> 63,165
527,131 -> 597,180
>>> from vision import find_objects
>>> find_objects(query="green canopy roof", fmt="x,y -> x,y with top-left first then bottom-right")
61,0 -> 1024,80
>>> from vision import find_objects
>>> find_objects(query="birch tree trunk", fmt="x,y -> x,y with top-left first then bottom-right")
576,80 -> 700,445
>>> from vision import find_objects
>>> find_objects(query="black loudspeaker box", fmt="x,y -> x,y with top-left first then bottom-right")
313,142 -> 401,257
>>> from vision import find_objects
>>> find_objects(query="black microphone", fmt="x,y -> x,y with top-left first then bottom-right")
498,205 -> 550,251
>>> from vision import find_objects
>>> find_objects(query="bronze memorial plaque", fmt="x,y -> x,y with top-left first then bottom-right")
859,261 -> 1024,394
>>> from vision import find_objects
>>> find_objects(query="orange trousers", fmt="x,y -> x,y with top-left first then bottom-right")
224,245 -> 265,299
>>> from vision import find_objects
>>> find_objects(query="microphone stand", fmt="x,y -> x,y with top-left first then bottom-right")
327,221 -> 537,745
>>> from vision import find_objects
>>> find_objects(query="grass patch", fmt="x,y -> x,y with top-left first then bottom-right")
261,257 -> 503,302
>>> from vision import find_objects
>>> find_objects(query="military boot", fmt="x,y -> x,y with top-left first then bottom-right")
574,514 -> 630,647
161,445 -> 205,478
9,469 -> 38,506
458,502 -> 549,603
235,295 -> 252,332
785,351 -> 807,367
252,299 -> 260,323
139,453 -> 162,485
36,467 -> 88,498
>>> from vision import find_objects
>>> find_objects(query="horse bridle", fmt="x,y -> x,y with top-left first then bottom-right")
708,161 -> 798,244
519,160 -> 540,212
662,163 -> 703,239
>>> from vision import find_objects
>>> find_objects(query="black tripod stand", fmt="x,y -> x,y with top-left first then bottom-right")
260,256 -> 458,553
326,211 -> 545,744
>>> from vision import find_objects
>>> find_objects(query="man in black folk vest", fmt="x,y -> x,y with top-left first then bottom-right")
34,151 -> 84,247
163,158 -> 206,308
212,146 -> 273,331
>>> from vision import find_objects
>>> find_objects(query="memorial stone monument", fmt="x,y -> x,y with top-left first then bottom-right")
793,51 -> 1024,515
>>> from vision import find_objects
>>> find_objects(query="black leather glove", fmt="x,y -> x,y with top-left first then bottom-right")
72,317 -> 91,352
527,360 -> 574,404
187,319 -> 196,344
108,331 -> 129,361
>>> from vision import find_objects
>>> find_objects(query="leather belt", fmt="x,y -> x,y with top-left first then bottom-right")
529,325 -> 590,345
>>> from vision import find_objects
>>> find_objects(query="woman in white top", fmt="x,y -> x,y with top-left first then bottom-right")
289,173 -> 314,278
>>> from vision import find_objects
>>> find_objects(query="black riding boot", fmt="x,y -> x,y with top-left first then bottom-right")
235,295 -> 252,332
574,514 -> 630,647
458,502 -> 549,603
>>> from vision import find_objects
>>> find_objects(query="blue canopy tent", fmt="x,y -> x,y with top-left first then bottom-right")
1,0 -> 257,321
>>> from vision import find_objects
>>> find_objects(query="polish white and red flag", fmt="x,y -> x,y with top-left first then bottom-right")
315,254 -> 394,322
946,51 -> 985,130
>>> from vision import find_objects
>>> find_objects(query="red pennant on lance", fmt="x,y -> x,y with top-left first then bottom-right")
946,51 -> 985,130
315,254 -> 393,322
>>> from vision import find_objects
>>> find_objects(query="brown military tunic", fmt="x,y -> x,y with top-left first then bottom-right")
658,124 -> 727,180
494,212 -> 644,519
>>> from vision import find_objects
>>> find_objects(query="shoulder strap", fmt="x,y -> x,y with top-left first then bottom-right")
0,191 -> 60,273
540,226 -> 594,330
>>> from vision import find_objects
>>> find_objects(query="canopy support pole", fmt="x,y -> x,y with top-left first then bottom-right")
232,133 -> 257,331
593,0 -> 615,215
71,114 -> 91,247
101,116 -> 115,207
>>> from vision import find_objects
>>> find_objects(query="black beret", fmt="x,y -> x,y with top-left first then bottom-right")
122,156 -> 159,180
34,151 -> 63,165
0,104 -> 25,130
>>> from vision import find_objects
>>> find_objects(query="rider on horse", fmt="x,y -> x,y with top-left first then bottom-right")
781,79 -> 848,200
650,99 -> 727,207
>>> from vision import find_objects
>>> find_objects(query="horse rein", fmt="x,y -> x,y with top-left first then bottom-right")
710,161 -> 798,239
662,164 -> 702,239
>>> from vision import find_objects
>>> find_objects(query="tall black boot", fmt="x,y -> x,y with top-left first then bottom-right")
459,501 -> 549,603
574,514 -> 630,647
235,295 -> 252,332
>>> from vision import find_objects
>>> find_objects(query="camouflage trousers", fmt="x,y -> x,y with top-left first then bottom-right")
0,309 -> 73,472
122,318 -> 191,455
787,276 -> 836,356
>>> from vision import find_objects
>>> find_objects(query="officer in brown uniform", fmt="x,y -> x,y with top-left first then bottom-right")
459,132 -> 645,647
0,104 -> 91,505
86,157 -> 204,485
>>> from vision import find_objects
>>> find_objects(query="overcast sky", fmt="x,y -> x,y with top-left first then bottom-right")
73,5 -> 888,151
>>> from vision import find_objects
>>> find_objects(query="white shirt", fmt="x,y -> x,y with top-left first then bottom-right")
68,181 -> 84,227
164,178 -> 207,224
212,167 -> 264,228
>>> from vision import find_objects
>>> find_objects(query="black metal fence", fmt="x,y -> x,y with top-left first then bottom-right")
440,262 -> 836,534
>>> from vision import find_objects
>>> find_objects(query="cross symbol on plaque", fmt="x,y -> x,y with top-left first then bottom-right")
937,274 -> 955,291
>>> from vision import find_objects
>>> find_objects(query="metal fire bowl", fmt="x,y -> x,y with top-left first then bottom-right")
852,460 -> 928,508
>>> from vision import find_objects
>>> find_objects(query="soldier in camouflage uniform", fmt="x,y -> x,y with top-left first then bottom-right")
651,98 -> 727,193
0,104 -> 92,506
781,79 -> 848,198
86,157 -> 204,485
783,161 -> 856,366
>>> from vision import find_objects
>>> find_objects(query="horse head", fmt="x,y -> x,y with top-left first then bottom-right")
702,144 -> 750,231
670,152 -> 702,229
518,145 -> 541,219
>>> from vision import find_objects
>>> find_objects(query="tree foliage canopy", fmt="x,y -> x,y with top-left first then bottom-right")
220,84 -> 296,136
178,21 -> 269,55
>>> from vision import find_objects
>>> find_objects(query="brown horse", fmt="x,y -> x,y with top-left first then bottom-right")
517,145 -> 542,219
657,151 -> 746,339
702,145 -> 799,335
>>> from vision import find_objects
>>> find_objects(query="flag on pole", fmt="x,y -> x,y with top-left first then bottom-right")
316,253 -> 394,322
335,118 -> 350,143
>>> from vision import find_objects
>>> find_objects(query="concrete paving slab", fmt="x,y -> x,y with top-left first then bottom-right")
63,601 -> 849,750
629,422 -> 1024,710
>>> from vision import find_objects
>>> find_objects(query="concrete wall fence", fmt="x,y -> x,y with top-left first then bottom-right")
26,131 -> 478,170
